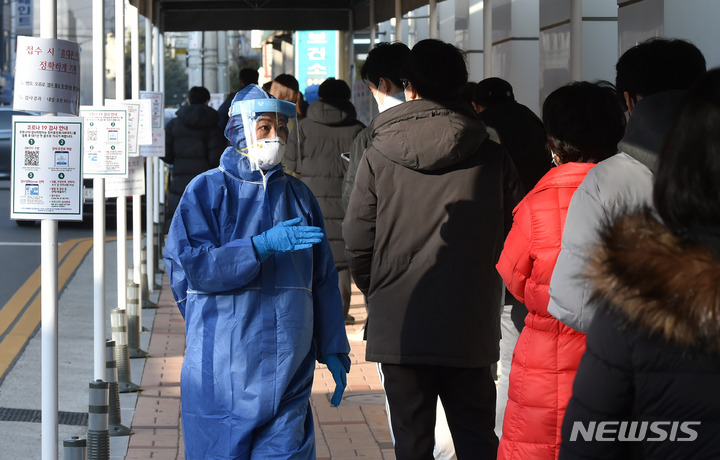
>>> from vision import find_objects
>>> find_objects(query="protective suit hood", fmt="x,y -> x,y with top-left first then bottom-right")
224,83 -> 271,150
222,84 -> 297,179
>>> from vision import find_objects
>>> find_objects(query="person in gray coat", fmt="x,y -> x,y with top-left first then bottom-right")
547,38 -> 706,332
285,78 -> 365,324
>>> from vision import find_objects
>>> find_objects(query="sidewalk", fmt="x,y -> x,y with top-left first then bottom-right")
125,270 -> 395,460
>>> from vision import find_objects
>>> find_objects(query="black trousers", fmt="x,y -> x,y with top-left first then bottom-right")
337,266 -> 351,317
380,363 -> 498,460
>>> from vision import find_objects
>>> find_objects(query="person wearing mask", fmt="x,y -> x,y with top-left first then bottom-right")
560,68 -> 720,460
217,67 -> 260,129
342,41 -> 458,460
163,85 -> 226,233
548,38 -> 706,333
342,42 -> 410,210
284,78 -> 365,325
496,81 -> 626,460
472,76 -> 550,438
163,84 -> 350,459
343,39 -> 523,459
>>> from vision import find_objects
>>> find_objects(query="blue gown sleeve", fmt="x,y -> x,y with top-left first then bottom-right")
163,175 -> 262,311
306,190 -> 351,371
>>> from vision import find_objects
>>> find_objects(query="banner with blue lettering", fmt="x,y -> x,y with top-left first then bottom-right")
294,30 -> 338,95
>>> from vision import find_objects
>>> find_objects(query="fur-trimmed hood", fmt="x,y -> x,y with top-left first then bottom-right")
586,210 -> 720,353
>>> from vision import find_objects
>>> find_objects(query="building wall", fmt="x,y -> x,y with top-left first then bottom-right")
618,0 -> 720,69
492,0 -> 542,115
539,0 -> 617,111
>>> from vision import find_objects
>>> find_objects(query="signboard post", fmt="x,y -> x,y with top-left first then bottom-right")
139,91 -> 164,304
10,116 -> 83,221
13,29 -> 82,460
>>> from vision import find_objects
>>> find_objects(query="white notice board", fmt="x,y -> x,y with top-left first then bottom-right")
106,156 -> 146,198
13,36 -> 81,115
106,99 -> 140,156
79,106 -> 128,178
10,115 -> 83,221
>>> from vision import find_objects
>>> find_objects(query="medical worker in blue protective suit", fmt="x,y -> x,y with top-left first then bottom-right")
163,83 -> 351,460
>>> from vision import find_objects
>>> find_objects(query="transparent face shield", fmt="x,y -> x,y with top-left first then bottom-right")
230,98 -> 298,171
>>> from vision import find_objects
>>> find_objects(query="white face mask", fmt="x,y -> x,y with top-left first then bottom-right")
248,137 -> 286,170
373,81 -> 404,113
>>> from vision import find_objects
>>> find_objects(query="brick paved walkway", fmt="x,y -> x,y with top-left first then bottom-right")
125,273 -> 395,460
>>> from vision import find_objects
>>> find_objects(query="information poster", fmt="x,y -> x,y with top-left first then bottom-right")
134,98 -> 153,147
139,91 -> 165,157
139,91 -> 164,129
10,115 -> 83,221
13,36 -> 81,115
140,128 -> 165,157
106,99 -> 140,156
210,93 -> 224,110
79,106 -> 128,177
106,156 -> 145,198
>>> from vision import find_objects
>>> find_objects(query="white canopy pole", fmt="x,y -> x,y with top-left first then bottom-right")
92,0 -> 106,383
484,0 -> 493,77
39,2 -> 59,458
115,0 -> 127,315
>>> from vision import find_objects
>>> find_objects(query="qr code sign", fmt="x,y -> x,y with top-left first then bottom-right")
88,129 -> 97,141
24,149 -> 39,166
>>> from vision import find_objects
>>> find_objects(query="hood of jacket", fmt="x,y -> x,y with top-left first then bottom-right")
587,210 -> 720,353
306,98 -> 358,126
368,99 -> 489,172
618,90 -> 686,174
175,103 -> 220,129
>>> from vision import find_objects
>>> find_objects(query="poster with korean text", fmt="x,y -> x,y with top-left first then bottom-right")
10,115 -> 83,220
13,36 -> 81,115
79,106 -> 128,177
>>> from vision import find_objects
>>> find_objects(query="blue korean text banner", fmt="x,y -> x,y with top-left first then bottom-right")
295,31 -> 338,95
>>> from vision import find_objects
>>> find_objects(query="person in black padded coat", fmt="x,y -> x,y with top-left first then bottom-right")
560,68 -> 720,459
163,86 -> 226,233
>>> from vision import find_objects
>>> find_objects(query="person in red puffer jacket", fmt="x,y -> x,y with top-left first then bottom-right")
496,81 -> 626,460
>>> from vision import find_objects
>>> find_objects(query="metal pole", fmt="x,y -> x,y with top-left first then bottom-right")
145,18 -> 152,91
136,15 -> 152,327
187,31 -> 203,88
40,1 -> 59,458
156,32 -> 166,277
369,0 -> 375,50
348,11 -> 355,102
115,0 -> 127,315
130,4 -> 139,109
202,31 -> 218,93
570,0 -> 582,81
146,25 -> 159,296
129,3 -> 143,337
429,0 -> 438,39
395,0 -> 402,43
92,0 -> 106,384
484,0 -> 493,78
217,31 -> 228,94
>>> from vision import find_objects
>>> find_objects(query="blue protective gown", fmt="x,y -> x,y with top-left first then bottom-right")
163,84 -> 351,460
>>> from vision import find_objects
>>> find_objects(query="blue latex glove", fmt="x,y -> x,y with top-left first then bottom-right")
251,217 -> 324,262
323,354 -> 347,407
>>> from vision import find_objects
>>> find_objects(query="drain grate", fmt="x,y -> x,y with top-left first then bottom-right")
0,407 -> 88,426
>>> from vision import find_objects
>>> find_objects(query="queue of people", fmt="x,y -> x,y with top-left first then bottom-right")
160,36 -> 720,460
